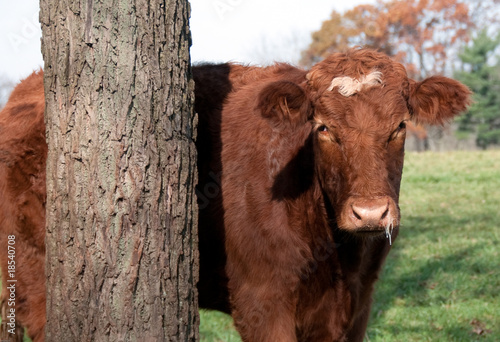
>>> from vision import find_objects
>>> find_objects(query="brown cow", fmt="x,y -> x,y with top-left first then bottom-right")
0,48 -> 470,341
0,70 -> 46,342
195,48 -> 470,341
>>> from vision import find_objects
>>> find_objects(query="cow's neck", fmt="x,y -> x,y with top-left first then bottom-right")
297,180 -> 392,313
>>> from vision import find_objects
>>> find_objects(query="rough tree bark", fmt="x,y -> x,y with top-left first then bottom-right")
40,0 -> 198,340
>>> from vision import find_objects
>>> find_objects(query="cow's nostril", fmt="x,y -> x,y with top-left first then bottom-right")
352,208 -> 362,221
381,207 -> 389,220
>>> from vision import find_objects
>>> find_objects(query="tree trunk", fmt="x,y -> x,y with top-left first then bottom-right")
40,0 -> 198,340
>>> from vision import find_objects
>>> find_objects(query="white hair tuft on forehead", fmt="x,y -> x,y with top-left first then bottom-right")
327,70 -> 383,96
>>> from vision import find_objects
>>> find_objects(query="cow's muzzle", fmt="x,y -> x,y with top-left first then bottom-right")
340,196 -> 399,234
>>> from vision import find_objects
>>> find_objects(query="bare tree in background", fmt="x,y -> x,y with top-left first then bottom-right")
40,0 -> 198,340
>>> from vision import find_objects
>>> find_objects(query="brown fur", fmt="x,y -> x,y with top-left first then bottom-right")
0,71 -> 46,342
0,48 -> 470,342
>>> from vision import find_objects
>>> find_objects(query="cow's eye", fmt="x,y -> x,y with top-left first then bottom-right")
389,120 -> 407,141
318,125 -> 328,133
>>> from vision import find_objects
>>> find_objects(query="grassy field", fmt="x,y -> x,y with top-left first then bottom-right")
200,150 -> 500,342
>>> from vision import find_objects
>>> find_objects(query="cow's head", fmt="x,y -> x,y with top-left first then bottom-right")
259,49 -> 470,240
305,49 -> 470,237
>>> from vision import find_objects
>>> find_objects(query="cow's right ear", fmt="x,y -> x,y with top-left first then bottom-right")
257,80 -> 311,127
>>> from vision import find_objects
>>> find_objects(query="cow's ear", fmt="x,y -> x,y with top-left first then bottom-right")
408,76 -> 471,125
257,80 -> 311,127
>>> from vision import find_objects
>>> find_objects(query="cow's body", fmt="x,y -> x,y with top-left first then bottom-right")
0,49 -> 470,342
0,71 -> 46,342
195,62 -> 393,341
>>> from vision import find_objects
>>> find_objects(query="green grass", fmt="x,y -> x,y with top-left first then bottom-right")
200,310 -> 242,342
200,151 -> 500,341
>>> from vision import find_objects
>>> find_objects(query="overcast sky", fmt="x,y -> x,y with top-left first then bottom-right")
0,0 -> 373,82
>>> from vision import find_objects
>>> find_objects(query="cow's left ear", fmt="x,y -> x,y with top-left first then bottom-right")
257,80 -> 311,127
408,76 -> 472,125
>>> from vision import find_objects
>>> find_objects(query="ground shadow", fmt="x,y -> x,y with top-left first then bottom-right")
367,211 -> 499,341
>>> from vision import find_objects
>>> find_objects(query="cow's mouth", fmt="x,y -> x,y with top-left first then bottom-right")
353,221 -> 397,245
355,228 -> 386,234
353,227 -> 388,238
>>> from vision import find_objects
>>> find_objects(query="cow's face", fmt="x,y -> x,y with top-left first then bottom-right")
304,49 -> 471,237
310,73 -> 407,236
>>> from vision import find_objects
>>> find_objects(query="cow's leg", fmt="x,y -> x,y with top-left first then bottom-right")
230,282 -> 298,342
